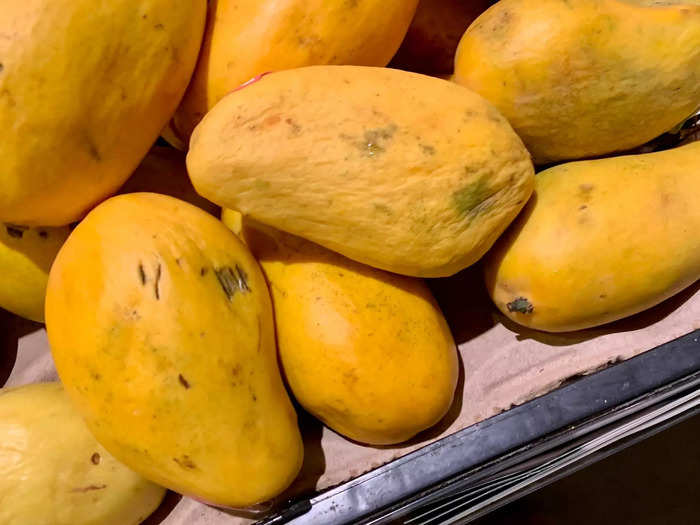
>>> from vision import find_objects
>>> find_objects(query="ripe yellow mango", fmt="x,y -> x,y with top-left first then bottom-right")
118,147 -> 219,217
45,193 -> 303,507
171,0 -> 419,142
188,66 -> 534,278
0,383 -> 165,525
484,142 -> 700,332
0,0 -> 206,226
0,223 -> 69,322
223,209 -> 458,445
454,0 -> 700,163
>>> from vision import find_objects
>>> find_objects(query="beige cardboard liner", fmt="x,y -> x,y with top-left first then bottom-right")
2,266 -> 699,524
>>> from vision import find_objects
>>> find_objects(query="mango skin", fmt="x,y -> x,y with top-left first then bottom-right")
0,223 -> 70,322
171,0 -> 419,142
223,209 -> 458,445
0,0 -> 206,226
454,0 -> 700,164
0,383 -> 165,525
45,193 -> 303,507
188,66 -> 534,278
484,142 -> 700,333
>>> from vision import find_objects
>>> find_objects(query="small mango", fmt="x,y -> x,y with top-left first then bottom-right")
484,142 -> 700,332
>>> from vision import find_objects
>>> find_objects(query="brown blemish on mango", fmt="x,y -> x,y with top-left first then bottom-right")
138,263 -> 147,285
173,455 -> 197,470
154,263 -> 162,300
285,118 -> 302,135
91,452 -> 101,465
178,374 -> 190,389
5,224 -> 26,238
420,144 -> 436,156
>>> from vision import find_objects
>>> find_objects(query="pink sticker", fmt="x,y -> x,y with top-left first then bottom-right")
229,71 -> 273,95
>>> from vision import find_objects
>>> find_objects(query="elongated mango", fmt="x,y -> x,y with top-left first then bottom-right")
188,66 -> 534,278
484,142 -> 700,332
171,0 -> 419,142
45,193 -> 303,507
454,0 -> 700,163
0,0 -> 206,225
0,223 -> 70,322
0,382 -> 165,525
223,209 -> 458,445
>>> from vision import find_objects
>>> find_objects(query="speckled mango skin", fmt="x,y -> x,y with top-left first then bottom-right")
484,142 -> 700,333
454,0 -> 700,164
171,0 -> 419,142
188,66 -> 534,278
0,0 -> 206,226
222,209 -> 458,445
45,193 -> 303,507
0,222 -> 69,322
0,383 -> 165,525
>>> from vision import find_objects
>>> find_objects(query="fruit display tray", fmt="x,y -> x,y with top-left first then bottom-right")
2,267 -> 698,525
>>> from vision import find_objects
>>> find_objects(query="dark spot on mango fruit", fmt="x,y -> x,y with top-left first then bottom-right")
5,224 -> 26,238
38,230 -> 48,239
420,144 -> 436,156
0,63 -> 3,73
214,265 -> 251,301
178,374 -> 190,389
507,297 -> 534,314
154,23 -> 165,30
154,263 -> 162,300
173,455 -> 197,470
91,452 -> 101,465
285,118 -> 302,135
200,267 -> 208,276
138,263 -> 147,285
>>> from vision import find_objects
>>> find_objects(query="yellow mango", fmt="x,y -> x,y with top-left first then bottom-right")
188,66 -> 534,278
0,0 -> 206,226
171,0 -> 420,142
484,142 -> 700,333
222,209 -> 458,445
0,223 -> 69,322
119,147 -> 219,216
454,0 -> 700,163
45,193 -> 303,507
0,382 -> 165,525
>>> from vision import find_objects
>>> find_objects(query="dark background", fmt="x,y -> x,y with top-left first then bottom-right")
474,414 -> 700,525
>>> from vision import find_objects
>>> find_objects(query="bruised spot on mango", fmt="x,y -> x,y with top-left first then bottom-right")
507,297 -> 534,314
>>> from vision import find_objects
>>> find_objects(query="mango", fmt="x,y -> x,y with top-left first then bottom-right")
0,382 -> 165,525
119,147 -> 219,216
45,193 -> 303,507
390,0 -> 495,74
484,142 -> 700,333
454,0 -> 700,163
188,66 -> 534,278
0,0 -> 206,226
223,209 -> 458,445
170,0 -> 420,143
0,222 -> 69,322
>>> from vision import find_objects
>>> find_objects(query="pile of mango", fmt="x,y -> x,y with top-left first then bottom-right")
1,0 -> 698,522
